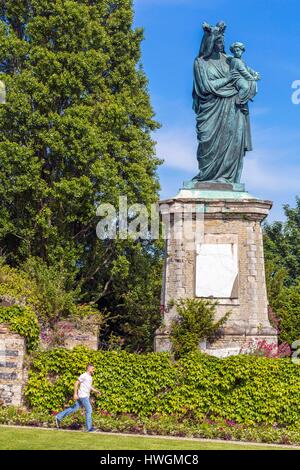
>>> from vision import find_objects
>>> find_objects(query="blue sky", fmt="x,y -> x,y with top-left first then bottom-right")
133,0 -> 300,221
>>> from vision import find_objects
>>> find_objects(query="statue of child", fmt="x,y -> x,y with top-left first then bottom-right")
229,42 -> 260,114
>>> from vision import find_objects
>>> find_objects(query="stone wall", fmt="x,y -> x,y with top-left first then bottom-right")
41,319 -> 99,350
155,193 -> 278,356
0,324 -> 25,406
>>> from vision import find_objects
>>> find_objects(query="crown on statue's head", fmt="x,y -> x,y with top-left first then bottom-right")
202,21 -> 226,35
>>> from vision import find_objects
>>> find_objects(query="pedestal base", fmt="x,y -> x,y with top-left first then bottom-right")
155,332 -> 278,358
183,180 -> 246,192
155,187 -> 278,356
199,333 -> 278,358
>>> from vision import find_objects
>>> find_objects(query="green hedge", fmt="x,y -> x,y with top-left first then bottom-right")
0,305 -> 40,351
25,348 -> 300,426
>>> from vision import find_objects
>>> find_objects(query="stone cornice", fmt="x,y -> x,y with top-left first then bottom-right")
159,197 -> 273,223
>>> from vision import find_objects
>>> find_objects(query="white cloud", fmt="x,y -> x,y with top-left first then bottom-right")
251,106 -> 271,117
244,154 -> 300,193
155,126 -> 197,172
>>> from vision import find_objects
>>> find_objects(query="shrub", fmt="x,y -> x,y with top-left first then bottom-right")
170,298 -> 230,357
0,261 -> 41,311
22,257 -> 101,326
0,305 -> 40,351
274,282 -> 300,345
0,259 -> 103,329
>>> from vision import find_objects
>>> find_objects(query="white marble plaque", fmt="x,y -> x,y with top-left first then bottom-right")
196,243 -> 238,298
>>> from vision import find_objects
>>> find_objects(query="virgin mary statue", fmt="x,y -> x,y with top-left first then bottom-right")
192,22 -> 253,184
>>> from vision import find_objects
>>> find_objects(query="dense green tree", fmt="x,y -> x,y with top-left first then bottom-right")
272,281 -> 300,345
99,240 -> 163,352
264,197 -> 300,344
0,0 -> 162,350
264,197 -> 300,287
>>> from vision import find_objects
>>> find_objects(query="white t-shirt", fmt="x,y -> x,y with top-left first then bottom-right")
78,372 -> 93,398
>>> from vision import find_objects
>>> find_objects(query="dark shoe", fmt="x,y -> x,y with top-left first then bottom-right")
87,427 -> 96,433
55,417 -> 61,429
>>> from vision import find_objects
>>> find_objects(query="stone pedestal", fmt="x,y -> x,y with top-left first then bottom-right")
155,186 -> 278,357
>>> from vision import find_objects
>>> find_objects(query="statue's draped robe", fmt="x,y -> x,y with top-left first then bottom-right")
193,53 -> 252,183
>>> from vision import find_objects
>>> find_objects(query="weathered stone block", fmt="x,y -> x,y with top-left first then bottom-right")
40,318 -> 99,350
0,325 -> 25,406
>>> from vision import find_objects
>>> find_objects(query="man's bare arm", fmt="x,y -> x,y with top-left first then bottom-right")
74,380 -> 80,400
91,386 -> 101,395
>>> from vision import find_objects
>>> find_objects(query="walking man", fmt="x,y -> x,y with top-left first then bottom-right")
55,364 -> 101,432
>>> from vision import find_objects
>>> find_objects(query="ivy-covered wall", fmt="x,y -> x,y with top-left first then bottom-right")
25,348 -> 300,426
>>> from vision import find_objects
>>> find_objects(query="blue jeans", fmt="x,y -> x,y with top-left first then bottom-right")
56,397 -> 92,431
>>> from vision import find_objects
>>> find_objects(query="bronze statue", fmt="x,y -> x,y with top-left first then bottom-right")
192,22 -> 258,185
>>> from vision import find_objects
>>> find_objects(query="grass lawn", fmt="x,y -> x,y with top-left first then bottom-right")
0,426 -> 294,450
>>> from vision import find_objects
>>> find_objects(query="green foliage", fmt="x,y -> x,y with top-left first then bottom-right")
100,240 -> 163,352
22,257 -> 88,326
265,259 -> 287,310
25,349 -> 300,426
264,197 -> 300,287
0,260 -> 41,311
271,281 -> 300,345
0,0 -> 162,350
25,348 -> 177,416
264,198 -> 300,344
0,305 -> 39,351
171,352 -> 300,426
170,298 -> 231,358
0,259 -> 102,327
